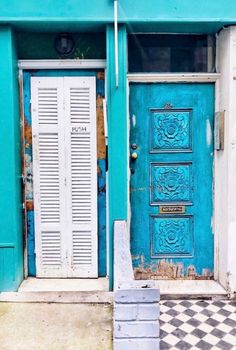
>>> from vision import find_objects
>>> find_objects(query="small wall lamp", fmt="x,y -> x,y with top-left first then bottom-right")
54,33 -> 75,57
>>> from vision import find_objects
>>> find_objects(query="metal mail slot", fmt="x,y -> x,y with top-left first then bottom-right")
159,205 -> 186,214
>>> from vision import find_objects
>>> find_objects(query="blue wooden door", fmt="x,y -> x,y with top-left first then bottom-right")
130,83 -> 214,279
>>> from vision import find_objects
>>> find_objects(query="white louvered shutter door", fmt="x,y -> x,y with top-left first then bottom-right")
64,77 -> 98,277
31,77 -> 67,277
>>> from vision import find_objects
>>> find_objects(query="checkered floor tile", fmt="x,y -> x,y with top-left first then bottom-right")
160,300 -> 236,349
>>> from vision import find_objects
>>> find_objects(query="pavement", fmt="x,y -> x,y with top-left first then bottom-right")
160,299 -> 236,349
0,302 -> 112,350
1,298 -> 236,350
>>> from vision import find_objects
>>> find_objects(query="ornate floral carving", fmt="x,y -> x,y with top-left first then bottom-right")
152,111 -> 191,151
151,164 -> 191,203
152,217 -> 192,256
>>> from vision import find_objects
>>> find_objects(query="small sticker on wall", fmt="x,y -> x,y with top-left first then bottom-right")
71,125 -> 90,133
214,111 -> 224,150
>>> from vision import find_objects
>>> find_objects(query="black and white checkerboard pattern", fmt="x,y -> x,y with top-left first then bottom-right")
160,300 -> 236,349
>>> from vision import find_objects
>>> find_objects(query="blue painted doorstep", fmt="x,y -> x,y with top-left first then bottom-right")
130,83 -> 214,278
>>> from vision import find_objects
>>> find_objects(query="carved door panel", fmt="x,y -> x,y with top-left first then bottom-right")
130,83 -> 214,279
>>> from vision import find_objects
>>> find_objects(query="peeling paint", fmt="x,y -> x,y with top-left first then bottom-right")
97,94 -> 106,159
24,123 -> 32,147
187,265 -> 196,277
134,260 -> 213,280
132,114 -> 136,127
97,165 -> 102,176
97,158 -> 106,277
24,153 -> 33,201
206,119 -> 212,147
97,71 -> 105,80
26,201 -> 34,211
19,73 -> 28,278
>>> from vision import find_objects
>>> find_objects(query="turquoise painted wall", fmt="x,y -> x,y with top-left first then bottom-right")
106,25 -> 127,289
1,1 -> 236,33
1,0 -> 236,22
0,27 -> 23,291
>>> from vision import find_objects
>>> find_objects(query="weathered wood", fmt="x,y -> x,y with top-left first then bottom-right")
97,94 -> 106,159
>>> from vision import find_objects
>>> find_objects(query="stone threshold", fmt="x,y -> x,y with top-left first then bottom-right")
154,280 -> 229,300
18,277 -> 109,292
0,291 -> 113,304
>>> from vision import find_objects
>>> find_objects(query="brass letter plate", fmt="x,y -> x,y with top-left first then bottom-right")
159,205 -> 185,214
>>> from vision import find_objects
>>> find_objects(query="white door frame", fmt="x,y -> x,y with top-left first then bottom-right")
18,59 -> 108,278
18,59 -> 106,70
127,72 -> 220,281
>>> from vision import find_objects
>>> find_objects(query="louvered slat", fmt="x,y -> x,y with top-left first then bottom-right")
32,76 -> 97,278
65,77 -> 97,277
71,134 -> 92,224
72,231 -> 92,265
31,77 -> 66,277
41,231 -> 61,266
38,133 -> 60,224
38,88 -> 58,125
70,88 -> 90,124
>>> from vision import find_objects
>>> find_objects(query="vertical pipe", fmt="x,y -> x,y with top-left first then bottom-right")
114,0 -> 119,88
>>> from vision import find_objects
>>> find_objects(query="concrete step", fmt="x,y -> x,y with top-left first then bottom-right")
0,291 -> 113,304
156,280 -> 229,300
19,277 -> 109,292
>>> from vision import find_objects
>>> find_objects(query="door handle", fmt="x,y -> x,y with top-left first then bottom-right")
131,152 -> 138,160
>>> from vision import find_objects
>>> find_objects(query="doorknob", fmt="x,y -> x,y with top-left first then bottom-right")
131,152 -> 138,160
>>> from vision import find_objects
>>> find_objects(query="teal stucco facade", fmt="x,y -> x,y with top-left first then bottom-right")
1,1 -> 236,291
0,27 -> 23,291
